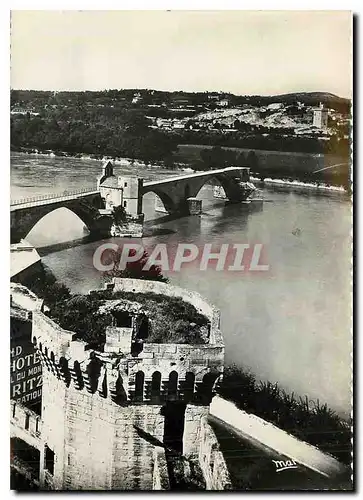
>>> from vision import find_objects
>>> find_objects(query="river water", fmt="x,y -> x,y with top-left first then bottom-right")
11,152 -> 352,417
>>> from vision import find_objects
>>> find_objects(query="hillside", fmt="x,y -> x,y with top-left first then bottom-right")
10,89 -> 351,180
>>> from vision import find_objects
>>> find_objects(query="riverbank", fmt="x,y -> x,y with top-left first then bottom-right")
250,176 -> 348,194
175,143 -> 350,190
11,148 -> 349,194
11,146 -> 187,170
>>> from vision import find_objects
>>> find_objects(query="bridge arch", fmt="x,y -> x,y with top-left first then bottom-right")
141,168 -> 249,215
11,204 -> 100,244
189,173 -> 242,201
142,188 -> 177,214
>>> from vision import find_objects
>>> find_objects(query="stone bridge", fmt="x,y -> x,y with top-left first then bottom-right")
142,166 -> 250,214
10,165 -> 251,243
10,189 -> 104,243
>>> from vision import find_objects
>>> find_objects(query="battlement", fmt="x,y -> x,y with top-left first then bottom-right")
30,279 -> 224,405
31,327 -> 223,405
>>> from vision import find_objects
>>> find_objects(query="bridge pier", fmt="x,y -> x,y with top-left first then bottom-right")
187,198 -> 202,215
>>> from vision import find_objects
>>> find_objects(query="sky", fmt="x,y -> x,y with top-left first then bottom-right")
10,10 -> 352,98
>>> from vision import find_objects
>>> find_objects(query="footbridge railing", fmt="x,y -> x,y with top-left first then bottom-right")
10,188 -> 99,209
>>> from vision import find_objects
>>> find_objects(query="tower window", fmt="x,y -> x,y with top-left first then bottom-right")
123,201 -> 127,208
45,446 -> 55,475
124,182 -> 128,187
151,371 -> 162,401
134,371 -> 145,402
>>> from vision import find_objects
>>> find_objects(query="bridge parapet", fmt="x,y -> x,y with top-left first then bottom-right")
11,188 -> 99,209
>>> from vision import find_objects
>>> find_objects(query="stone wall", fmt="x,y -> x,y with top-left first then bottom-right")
152,447 -> 170,490
31,279 -> 225,406
39,363 -> 166,490
198,416 -> 232,490
11,400 -> 42,450
14,280 -> 226,490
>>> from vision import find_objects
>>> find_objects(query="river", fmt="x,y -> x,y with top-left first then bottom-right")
11,152 -> 352,417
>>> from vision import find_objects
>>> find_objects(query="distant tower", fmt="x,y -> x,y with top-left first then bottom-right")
312,102 -> 328,130
22,279 -> 229,490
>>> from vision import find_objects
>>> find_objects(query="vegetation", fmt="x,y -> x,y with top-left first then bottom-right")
19,262 -> 208,346
11,89 -> 350,168
16,265 -> 350,464
191,146 -> 257,171
172,128 -> 350,158
49,294 -> 111,347
218,366 -> 351,466
10,89 -> 351,114
113,205 -> 127,224
11,102 -> 179,162
94,289 -> 209,345
46,290 -> 209,347
19,264 -> 71,307
104,248 -> 169,283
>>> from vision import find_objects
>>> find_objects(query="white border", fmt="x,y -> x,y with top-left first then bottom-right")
2,3 -> 357,498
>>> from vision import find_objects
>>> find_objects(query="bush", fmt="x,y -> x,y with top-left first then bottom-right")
104,249 -> 169,283
218,366 -> 351,465
113,205 -> 127,224
48,294 -> 112,347
110,291 -> 209,344
18,264 -> 71,306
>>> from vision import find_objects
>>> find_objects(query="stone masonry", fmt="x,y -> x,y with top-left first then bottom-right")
11,278 -> 231,490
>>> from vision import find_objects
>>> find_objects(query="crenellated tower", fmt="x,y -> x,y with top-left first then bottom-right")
27,279 -> 227,490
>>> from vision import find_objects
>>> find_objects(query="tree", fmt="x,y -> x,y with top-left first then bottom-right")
113,205 -> 127,224
246,150 -> 259,171
236,152 -> 247,167
105,248 -> 168,283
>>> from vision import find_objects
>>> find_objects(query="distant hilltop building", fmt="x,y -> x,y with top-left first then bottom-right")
132,92 -> 142,104
11,108 -> 40,116
312,103 -> 328,130
217,99 -> 229,108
